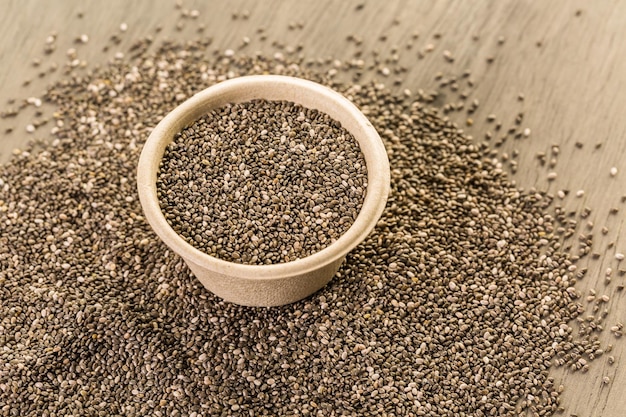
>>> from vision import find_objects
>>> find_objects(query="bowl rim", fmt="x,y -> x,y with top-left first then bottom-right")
137,74 -> 390,280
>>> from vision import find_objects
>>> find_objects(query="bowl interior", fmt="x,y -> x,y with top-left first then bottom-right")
137,75 -> 390,279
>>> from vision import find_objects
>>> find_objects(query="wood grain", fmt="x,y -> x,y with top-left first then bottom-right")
1,1 -> 625,415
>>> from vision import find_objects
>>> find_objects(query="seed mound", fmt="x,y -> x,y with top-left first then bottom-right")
156,99 -> 367,265
0,41 -> 606,416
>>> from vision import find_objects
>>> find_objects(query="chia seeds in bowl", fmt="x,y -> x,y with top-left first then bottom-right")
156,98 -> 368,265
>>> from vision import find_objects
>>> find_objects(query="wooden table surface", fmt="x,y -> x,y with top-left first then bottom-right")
1,1 -> 625,416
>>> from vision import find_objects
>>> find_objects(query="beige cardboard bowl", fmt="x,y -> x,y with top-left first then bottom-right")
137,75 -> 390,307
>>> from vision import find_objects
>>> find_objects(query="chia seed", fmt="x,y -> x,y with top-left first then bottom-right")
156,99 -> 368,265
0,30 -> 620,417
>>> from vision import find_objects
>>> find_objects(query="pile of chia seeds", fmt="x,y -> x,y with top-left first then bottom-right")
157,99 -> 367,265
0,39 -> 616,417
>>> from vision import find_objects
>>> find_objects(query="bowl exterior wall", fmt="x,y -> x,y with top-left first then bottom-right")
185,256 -> 345,307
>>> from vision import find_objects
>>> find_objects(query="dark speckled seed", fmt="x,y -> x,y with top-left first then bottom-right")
156,99 -> 367,265
0,35 -> 615,417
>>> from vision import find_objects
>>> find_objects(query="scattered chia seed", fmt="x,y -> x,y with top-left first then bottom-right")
156,99 -> 367,265
0,26 -> 622,417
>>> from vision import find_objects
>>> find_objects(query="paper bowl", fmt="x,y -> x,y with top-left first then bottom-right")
137,75 -> 390,306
